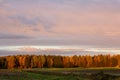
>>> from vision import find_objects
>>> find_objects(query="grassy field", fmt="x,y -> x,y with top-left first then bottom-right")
0,69 -> 86,80
0,68 -> 120,80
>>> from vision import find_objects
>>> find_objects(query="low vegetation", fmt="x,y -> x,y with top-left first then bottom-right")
0,68 -> 120,80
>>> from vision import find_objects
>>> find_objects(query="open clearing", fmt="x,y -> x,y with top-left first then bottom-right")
0,68 -> 120,80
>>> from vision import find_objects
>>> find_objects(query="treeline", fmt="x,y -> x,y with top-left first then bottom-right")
0,54 -> 120,69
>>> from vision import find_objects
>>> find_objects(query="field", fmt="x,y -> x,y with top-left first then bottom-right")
0,68 -> 120,80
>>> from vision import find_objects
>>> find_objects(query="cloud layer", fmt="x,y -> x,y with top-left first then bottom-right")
0,0 -> 120,48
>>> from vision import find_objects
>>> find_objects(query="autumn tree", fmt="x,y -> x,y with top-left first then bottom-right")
39,55 -> 46,68
6,56 -> 17,69
23,55 -> 31,68
0,57 -> 7,69
110,57 -> 118,67
63,56 -> 70,68
53,56 -> 63,68
45,55 -> 53,68
72,55 -> 79,67
86,55 -> 93,67
0,54 -> 119,69
31,55 -> 38,68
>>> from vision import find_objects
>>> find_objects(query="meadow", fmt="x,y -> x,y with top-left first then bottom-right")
0,68 -> 120,80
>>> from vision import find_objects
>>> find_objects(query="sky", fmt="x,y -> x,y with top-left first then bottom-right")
0,0 -> 120,55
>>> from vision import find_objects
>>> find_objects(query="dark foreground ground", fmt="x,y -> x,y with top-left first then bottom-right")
0,68 -> 120,80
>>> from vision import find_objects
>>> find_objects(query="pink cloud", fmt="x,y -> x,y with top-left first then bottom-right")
0,0 -> 120,47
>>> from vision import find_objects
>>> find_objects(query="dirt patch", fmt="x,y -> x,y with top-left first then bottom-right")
87,71 -> 120,80
0,71 -> 27,78
25,69 -> 120,80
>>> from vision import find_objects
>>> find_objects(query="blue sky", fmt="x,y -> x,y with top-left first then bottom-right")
0,0 -> 120,55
